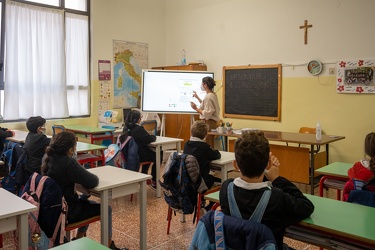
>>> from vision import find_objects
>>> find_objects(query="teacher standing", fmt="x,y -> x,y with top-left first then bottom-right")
190,76 -> 220,148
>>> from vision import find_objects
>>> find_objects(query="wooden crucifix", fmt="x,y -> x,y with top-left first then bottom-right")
299,20 -> 312,44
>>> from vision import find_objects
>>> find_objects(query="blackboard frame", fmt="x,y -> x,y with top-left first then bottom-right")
223,64 -> 282,121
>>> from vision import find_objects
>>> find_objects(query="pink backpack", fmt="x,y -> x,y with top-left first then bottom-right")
17,173 -> 66,249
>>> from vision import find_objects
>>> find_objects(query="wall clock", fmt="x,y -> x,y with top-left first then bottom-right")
307,60 -> 323,76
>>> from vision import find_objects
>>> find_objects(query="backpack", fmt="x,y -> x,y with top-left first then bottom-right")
190,182 -> 277,250
347,179 -> 375,207
105,135 -> 140,171
159,152 -> 207,214
0,142 -> 25,194
17,173 -> 66,249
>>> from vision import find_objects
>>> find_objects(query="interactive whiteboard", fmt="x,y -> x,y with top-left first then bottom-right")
141,70 -> 214,114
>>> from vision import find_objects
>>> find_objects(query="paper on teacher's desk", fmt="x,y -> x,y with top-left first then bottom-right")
233,130 -> 242,135
241,128 -> 258,132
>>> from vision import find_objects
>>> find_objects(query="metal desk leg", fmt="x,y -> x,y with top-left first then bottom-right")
310,145 -> 315,195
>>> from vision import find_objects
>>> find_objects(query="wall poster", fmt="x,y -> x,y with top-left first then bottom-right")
113,40 -> 148,108
336,59 -> 375,94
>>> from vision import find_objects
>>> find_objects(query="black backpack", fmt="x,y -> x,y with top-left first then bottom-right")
159,152 -> 207,214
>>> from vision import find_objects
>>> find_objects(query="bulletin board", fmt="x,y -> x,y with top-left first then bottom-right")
223,64 -> 282,121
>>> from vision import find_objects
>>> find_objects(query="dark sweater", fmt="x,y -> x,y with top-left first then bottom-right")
24,132 -> 51,173
127,124 -> 156,162
220,177 -> 315,249
46,155 -> 99,210
0,128 -> 13,152
183,140 -> 221,189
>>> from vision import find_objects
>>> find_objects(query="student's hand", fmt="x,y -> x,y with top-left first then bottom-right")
264,152 -> 279,182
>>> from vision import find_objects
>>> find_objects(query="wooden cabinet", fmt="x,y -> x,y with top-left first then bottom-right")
152,64 -> 207,71
151,64 -> 207,148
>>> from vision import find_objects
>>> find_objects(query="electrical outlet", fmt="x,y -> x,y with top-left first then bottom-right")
329,68 -> 336,75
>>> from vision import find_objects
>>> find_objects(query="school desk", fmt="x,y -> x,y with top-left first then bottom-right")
76,141 -> 107,167
5,130 -> 52,143
203,191 -> 375,249
0,188 -> 37,250
64,125 -> 114,144
208,130 -> 345,194
148,136 -> 184,198
50,237 -> 110,249
77,166 -> 151,249
315,162 -> 352,200
209,151 -> 235,181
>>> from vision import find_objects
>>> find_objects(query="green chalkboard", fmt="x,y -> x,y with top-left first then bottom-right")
223,64 -> 282,121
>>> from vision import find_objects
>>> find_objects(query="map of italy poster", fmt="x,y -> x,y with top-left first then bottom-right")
113,40 -> 148,108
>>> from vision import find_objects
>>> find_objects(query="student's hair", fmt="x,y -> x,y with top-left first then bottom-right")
26,116 -> 46,133
41,131 -> 76,175
191,121 -> 208,140
120,110 -> 141,143
364,132 -> 375,179
202,76 -> 216,90
234,130 -> 270,178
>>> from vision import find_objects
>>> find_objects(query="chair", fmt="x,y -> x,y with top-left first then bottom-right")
101,125 -> 116,147
64,215 -> 101,241
141,120 -> 157,136
214,135 -> 226,151
52,125 -> 65,136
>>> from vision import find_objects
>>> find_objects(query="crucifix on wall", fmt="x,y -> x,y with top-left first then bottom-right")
299,20 -> 312,45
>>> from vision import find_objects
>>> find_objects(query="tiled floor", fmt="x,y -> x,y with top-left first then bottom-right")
1,169 -> 333,250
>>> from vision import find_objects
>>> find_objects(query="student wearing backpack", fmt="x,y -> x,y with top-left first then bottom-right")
343,131 -> 375,201
183,121 -> 221,212
41,131 -> 128,250
23,116 -> 51,178
120,109 -> 158,190
219,130 -> 314,250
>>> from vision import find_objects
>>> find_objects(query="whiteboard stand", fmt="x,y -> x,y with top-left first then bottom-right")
160,114 -> 166,137
190,114 -> 196,127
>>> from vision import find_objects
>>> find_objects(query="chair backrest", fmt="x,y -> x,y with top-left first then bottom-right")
141,120 -> 157,136
299,127 -> 316,134
52,125 -> 65,136
101,125 -> 116,147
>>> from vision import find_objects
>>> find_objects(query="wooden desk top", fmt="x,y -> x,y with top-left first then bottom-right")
208,130 -> 345,145
64,125 -> 113,134
50,237 -> 110,249
315,162 -> 352,178
0,188 -> 36,219
204,191 -> 375,245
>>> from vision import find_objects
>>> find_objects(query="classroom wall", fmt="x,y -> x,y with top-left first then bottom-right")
4,1 -> 369,164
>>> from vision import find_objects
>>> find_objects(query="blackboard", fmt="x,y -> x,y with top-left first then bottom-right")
223,64 -> 282,121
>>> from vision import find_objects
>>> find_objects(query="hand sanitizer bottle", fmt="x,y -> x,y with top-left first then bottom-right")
181,49 -> 186,65
316,121 -> 321,141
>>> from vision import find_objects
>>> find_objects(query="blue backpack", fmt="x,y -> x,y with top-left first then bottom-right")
347,179 -> 375,208
159,152 -> 199,214
105,135 -> 140,171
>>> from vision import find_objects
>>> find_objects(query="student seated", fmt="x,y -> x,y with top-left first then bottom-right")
219,130 -> 314,250
183,121 -> 221,212
42,131 -> 127,250
0,126 -> 14,153
24,116 -> 51,178
120,110 -> 158,190
343,131 -> 375,201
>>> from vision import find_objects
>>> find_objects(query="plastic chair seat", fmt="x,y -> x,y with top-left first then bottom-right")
76,153 -> 102,168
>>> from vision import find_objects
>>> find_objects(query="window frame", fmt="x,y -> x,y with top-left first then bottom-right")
0,0 -> 91,122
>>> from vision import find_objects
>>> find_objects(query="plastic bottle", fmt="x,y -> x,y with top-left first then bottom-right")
181,49 -> 186,65
316,121 -> 322,141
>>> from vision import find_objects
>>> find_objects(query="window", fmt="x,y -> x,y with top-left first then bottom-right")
0,0 -> 90,120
